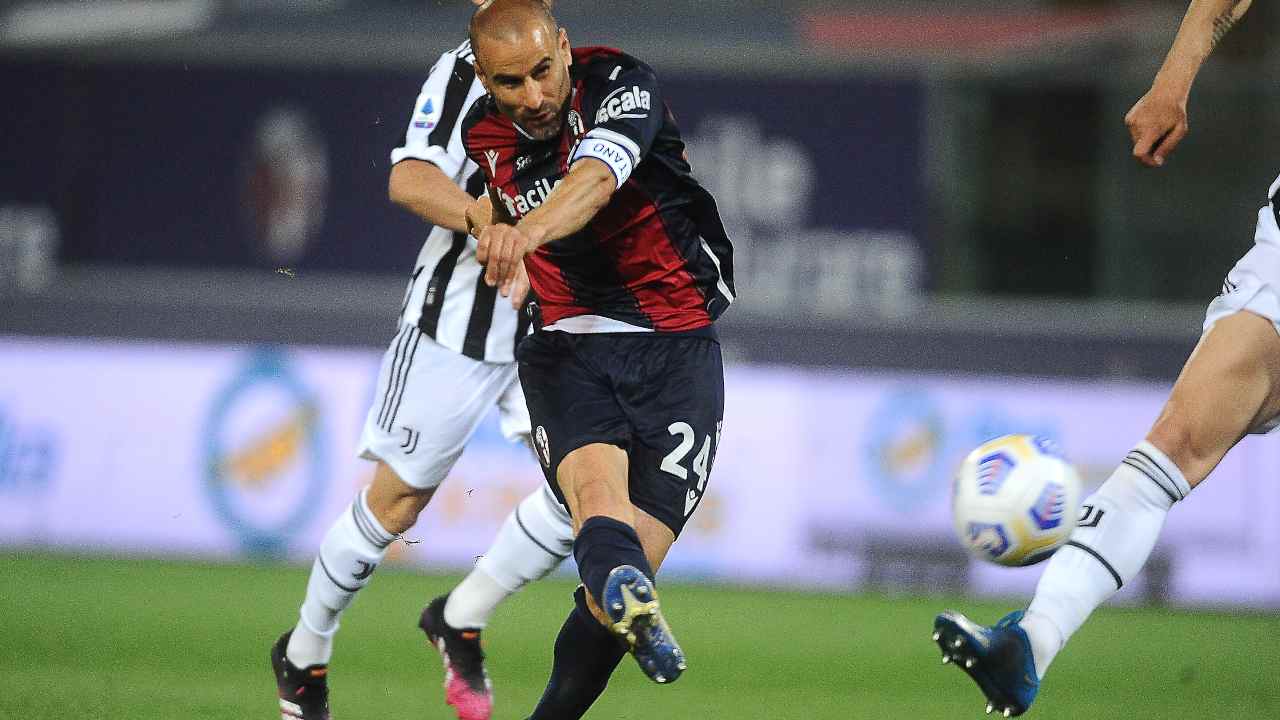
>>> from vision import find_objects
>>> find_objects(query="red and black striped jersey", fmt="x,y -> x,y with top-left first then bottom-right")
461,47 -> 735,333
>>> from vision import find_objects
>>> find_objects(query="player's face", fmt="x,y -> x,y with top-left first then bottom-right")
478,26 -> 572,141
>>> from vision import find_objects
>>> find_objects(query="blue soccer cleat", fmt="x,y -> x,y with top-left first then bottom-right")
933,610 -> 1040,717
602,565 -> 686,684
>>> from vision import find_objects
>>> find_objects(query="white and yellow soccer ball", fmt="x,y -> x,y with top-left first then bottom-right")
952,434 -> 1082,567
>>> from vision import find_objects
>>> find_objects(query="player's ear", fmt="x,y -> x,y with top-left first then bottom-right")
557,28 -> 571,67
474,61 -> 492,94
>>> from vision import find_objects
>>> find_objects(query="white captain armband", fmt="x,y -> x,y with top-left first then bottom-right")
571,128 -> 641,189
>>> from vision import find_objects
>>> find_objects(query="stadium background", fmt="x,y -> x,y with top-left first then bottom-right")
1,0 -> 1277,717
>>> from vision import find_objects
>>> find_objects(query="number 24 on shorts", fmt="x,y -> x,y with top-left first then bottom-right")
662,421 -> 721,517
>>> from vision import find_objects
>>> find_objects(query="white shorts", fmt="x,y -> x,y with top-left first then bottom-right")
1203,179 -> 1280,434
357,325 -> 531,489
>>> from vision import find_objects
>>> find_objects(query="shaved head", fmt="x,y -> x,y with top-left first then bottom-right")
469,0 -> 558,58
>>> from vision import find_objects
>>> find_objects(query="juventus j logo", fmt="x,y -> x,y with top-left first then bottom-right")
400,426 -> 420,454
1078,504 -> 1105,528
353,561 -> 377,581
485,149 -> 499,176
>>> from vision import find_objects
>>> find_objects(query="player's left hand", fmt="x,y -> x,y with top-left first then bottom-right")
1124,84 -> 1189,168
476,223 -> 531,289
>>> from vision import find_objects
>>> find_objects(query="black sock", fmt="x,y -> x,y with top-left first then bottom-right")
527,587 -> 627,720
573,515 -> 653,605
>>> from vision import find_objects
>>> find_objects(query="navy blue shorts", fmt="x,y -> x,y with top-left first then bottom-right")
516,328 -> 724,538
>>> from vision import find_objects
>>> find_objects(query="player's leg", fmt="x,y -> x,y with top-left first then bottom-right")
936,309 -> 1280,717
271,329 -> 508,720
525,333 -> 724,720
526,506 -> 675,720
434,377 -> 573,631
1020,310 -> 1280,663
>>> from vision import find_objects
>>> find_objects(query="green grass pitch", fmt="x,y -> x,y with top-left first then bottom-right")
2,552 -> 1276,719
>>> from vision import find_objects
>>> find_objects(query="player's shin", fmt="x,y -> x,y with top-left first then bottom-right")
287,488 -> 395,667
573,515 -> 653,608
1021,441 -> 1190,678
527,586 -> 627,720
445,486 -> 573,628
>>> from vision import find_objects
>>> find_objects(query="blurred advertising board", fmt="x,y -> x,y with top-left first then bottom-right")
1,336 -> 1276,608
0,58 -> 923,314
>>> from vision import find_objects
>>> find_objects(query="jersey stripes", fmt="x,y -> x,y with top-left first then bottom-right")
390,40 -> 528,363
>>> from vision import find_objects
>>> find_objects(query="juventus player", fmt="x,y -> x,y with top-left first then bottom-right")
463,2 -> 735,717
269,4 -> 574,720
932,2 -> 1274,717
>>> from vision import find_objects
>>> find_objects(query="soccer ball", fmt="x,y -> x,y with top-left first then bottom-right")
952,434 -> 1082,567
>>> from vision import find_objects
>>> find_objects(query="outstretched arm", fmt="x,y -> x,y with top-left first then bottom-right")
474,158 -> 615,288
1124,0 -> 1253,167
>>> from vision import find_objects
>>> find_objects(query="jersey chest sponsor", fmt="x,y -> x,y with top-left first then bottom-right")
497,176 -> 563,217
594,85 -> 651,124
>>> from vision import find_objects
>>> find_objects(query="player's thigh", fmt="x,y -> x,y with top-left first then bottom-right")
617,335 -> 725,539
358,327 -> 516,490
517,331 -> 631,508
557,442 -> 633,528
1150,310 -> 1280,487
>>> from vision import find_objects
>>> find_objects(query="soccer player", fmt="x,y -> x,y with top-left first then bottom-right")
269,4 -> 577,720
932,1 -> 1268,717
461,1 -> 736,717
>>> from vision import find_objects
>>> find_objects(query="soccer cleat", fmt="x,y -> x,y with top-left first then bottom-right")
602,565 -> 686,684
270,631 -> 331,720
933,610 -> 1039,718
419,594 -> 493,720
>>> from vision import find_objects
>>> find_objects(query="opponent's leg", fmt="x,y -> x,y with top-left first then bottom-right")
936,311 -> 1280,717
420,485 -> 572,720
273,462 -> 429,720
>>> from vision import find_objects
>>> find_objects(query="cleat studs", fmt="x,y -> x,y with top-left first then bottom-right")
941,655 -> 951,664
1003,709 -> 1011,718
986,703 -> 994,715
965,658 -> 976,669
613,602 -> 624,611
952,638 -> 964,649
656,674 -> 666,683
932,631 -> 941,642
677,662 -> 687,671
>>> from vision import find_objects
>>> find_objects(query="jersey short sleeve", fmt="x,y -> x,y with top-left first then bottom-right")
573,63 -> 664,189
390,46 -> 483,180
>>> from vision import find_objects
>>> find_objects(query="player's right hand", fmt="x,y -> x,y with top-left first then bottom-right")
1124,84 -> 1189,168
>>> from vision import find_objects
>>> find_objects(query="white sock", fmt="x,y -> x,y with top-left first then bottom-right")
1022,441 -> 1190,678
444,484 -> 572,629
287,488 -> 395,667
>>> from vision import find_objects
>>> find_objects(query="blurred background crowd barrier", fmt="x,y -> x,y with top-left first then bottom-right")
2,0 -> 1278,608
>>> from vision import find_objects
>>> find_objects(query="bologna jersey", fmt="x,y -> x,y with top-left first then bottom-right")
461,47 -> 735,333
391,39 -> 532,363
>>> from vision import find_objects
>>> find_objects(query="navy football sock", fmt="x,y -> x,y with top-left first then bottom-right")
573,516 -> 653,604
527,587 -> 627,720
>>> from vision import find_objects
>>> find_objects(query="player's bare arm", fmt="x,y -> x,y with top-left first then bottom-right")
1125,0 -> 1252,167
389,158 -> 491,233
475,158 -> 614,288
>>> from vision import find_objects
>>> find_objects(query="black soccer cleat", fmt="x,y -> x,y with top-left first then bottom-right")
419,594 -> 494,720
270,631 -> 331,720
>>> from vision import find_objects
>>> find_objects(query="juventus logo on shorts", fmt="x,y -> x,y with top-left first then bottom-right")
400,426 -> 421,454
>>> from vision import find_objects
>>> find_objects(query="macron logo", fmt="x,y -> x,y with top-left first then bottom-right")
595,85 -> 651,124
484,149 -> 499,176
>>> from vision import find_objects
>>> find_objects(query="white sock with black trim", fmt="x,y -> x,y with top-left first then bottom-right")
1021,441 -> 1190,679
444,485 -> 573,629
287,487 -> 395,667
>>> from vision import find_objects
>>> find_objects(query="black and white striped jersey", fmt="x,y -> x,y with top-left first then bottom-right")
390,39 -> 532,363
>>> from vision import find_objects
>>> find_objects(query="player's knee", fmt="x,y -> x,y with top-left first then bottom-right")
1146,402 -> 1221,487
367,463 -> 436,534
